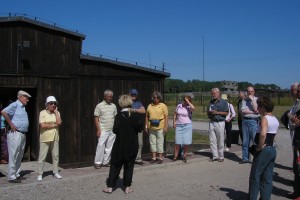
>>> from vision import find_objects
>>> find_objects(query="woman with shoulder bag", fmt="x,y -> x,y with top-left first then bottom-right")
248,96 -> 279,200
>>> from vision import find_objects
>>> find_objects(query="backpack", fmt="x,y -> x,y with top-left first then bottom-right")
280,110 -> 290,129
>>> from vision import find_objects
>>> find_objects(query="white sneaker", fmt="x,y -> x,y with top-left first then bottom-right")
54,173 -> 62,179
37,175 -> 43,181
225,147 -> 229,152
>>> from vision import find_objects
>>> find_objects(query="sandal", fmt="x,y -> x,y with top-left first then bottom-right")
102,187 -> 113,194
125,187 -> 133,194
135,161 -> 145,165
182,157 -> 187,163
172,157 -> 177,162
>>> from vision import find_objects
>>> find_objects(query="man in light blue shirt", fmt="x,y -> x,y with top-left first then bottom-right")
1,90 -> 31,183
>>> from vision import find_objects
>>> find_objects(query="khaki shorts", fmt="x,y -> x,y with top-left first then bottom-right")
149,129 -> 164,153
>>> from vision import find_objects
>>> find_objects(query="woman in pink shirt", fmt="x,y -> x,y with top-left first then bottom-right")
172,95 -> 195,162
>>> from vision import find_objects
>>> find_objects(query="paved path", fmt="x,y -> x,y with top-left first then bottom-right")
0,121 -> 294,199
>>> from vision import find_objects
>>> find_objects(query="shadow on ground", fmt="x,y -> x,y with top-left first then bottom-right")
194,151 -> 242,163
219,187 -> 248,200
19,170 -> 34,177
274,163 -> 293,171
272,185 -> 291,199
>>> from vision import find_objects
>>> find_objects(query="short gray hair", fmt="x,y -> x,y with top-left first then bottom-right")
118,94 -> 133,108
152,91 -> 163,101
291,82 -> 299,89
211,88 -> 220,93
104,89 -> 113,96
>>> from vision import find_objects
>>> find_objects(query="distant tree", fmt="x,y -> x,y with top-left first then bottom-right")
254,83 -> 279,90
165,79 -> 280,93
165,78 -> 185,93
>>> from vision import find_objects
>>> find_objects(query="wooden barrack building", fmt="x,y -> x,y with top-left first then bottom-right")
0,15 -> 170,167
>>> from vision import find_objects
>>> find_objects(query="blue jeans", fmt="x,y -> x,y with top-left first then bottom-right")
249,146 -> 276,200
242,119 -> 258,161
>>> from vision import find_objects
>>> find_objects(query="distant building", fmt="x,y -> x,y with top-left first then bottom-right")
221,80 -> 238,93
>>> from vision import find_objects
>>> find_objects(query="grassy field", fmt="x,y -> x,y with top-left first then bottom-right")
166,127 -> 209,144
165,93 -> 292,121
164,94 -> 291,143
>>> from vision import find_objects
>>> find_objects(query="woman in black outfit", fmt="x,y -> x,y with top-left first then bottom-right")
103,94 -> 145,194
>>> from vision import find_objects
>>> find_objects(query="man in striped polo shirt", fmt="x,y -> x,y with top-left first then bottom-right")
94,89 -> 117,169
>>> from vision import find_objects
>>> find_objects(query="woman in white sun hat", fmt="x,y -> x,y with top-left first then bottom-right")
37,96 -> 62,181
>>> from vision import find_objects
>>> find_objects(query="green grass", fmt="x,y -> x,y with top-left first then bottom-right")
165,93 -> 291,144
166,127 -> 209,144
166,100 -> 291,121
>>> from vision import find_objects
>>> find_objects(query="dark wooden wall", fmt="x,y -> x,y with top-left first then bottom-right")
0,21 -> 82,75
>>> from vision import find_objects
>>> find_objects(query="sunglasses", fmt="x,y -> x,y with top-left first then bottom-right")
49,102 -> 57,106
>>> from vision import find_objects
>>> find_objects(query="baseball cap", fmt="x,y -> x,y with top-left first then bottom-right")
129,89 -> 138,95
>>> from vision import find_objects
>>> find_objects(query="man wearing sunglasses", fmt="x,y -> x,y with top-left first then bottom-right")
1,90 -> 31,183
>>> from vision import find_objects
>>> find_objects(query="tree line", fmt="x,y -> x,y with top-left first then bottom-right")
164,78 -> 280,93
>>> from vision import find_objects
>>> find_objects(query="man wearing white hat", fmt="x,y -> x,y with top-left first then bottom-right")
1,90 -> 31,183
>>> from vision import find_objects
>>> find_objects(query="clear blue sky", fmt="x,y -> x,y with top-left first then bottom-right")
2,1 -> 299,89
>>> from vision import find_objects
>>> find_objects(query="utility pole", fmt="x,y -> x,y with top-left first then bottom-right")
203,35 -> 205,92
202,35 -> 205,112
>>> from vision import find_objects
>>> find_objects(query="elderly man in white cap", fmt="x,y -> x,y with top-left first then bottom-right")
1,90 -> 31,183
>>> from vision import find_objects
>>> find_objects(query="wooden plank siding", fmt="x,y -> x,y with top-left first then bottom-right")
0,16 -> 170,168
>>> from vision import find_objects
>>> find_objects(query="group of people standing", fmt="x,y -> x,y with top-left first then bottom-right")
206,86 -> 282,200
92,89 -> 170,194
2,85 -> 298,199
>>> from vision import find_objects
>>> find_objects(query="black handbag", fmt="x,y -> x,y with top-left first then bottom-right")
249,145 -> 261,157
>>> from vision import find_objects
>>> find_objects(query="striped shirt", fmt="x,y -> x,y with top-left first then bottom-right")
94,101 -> 117,131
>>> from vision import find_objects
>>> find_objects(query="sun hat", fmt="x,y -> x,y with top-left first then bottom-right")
221,94 -> 228,100
45,96 -> 57,105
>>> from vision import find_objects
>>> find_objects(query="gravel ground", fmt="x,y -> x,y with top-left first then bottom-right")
0,122 -> 294,200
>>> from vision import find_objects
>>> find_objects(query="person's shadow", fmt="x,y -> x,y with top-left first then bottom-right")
0,172 -> 5,177
274,163 -> 292,171
104,177 -> 126,193
194,151 -> 242,163
219,187 -> 248,200
41,170 -> 62,178
19,170 -> 34,177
